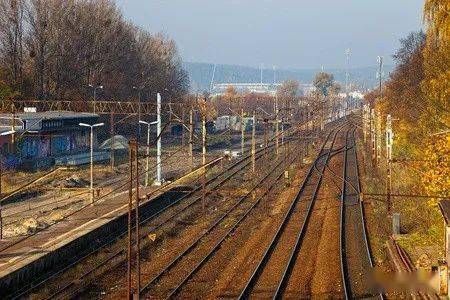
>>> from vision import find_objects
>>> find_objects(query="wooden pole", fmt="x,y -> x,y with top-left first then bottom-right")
202,114 -> 206,165
10,110 -> 15,152
0,160 -> 2,240
127,139 -> 134,299
241,108 -> 245,156
386,114 -> 393,214
264,120 -> 268,157
370,108 -> 376,167
189,109 -> 194,170
376,111 -> 382,168
134,140 -> 140,297
275,95 -> 279,156
110,112 -> 115,171
181,107 -> 185,147
202,114 -> 207,211
252,111 -> 256,173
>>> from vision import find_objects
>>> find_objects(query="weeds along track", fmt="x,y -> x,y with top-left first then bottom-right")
234,123 -> 347,299
17,135 -> 298,300
340,128 -> 383,300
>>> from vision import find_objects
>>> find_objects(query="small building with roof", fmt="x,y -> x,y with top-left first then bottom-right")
0,111 -> 102,169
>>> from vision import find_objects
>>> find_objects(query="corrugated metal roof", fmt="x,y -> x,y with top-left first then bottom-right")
0,111 -> 98,120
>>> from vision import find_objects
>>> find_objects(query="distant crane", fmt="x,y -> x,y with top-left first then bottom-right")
345,48 -> 351,94
260,63 -> 264,85
377,56 -> 384,93
209,64 -> 217,93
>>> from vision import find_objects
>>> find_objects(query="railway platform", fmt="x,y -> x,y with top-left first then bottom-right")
0,157 -> 223,298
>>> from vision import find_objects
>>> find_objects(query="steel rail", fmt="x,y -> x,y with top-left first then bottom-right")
49,134 -> 308,299
8,141 -> 277,300
340,128 -> 384,300
340,128 -> 351,299
55,135 -> 308,299
237,123 -> 345,299
31,139 -> 282,300
156,141 -> 303,299
353,128 -> 385,300
272,125 -> 347,299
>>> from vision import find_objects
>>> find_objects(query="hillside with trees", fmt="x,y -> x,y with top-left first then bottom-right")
183,61 -> 393,92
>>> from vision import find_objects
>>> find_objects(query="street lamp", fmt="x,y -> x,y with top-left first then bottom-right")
139,120 -> 158,187
79,122 -> 104,203
88,84 -> 103,114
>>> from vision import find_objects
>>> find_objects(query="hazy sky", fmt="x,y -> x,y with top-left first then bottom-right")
115,0 -> 424,69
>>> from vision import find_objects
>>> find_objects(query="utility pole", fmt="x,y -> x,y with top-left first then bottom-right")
138,91 -> 141,140
202,114 -> 206,165
79,122 -> 104,204
0,163 -> 2,239
264,119 -> 268,157
345,48 -> 351,116
376,111 -> 382,168
275,95 -> 279,156
260,63 -> 263,85
145,121 -> 150,187
241,108 -> 245,156
252,111 -> 256,173
189,109 -> 194,170
127,139 -> 135,300
139,120 -> 157,187
320,98 -> 325,131
10,111 -> 15,152
110,112 -> 115,171
202,113 -> 207,211
362,104 -> 369,144
181,107 -> 185,147
155,93 -> 162,185
386,114 -> 393,214
134,140 -> 140,298
370,108 -> 376,166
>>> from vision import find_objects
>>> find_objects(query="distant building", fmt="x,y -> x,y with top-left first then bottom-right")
298,83 -> 316,97
212,83 -> 281,96
0,111 -> 100,169
212,82 -> 316,97
215,115 -> 253,132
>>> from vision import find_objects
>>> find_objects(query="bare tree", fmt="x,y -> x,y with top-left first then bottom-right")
0,0 -> 25,88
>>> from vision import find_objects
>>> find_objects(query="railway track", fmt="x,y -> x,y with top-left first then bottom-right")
339,128 -> 383,299
138,137 -> 305,299
235,124 -> 346,299
12,134 -> 296,299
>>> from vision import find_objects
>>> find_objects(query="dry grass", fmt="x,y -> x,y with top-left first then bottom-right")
357,137 -> 444,269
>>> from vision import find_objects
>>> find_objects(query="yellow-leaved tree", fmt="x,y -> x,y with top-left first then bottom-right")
421,0 -> 450,201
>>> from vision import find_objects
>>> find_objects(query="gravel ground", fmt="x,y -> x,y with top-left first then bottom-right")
276,132 -> 345,299
35,144 -> 276,299
2,149 -> 205,239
